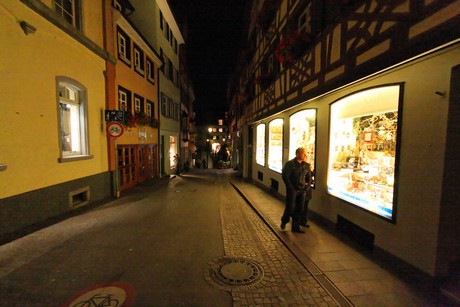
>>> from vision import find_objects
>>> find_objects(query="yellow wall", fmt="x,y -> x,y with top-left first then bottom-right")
0,1 -> 108,198
111,25 -> 159,146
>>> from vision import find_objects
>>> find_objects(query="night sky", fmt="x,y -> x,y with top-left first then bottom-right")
169,0 -> 247,125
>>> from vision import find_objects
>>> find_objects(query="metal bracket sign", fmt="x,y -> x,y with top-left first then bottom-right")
105,110 -> 124,122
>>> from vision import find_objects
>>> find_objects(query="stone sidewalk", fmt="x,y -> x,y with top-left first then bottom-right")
211,170 -> 345,306
227,170 -> 455,306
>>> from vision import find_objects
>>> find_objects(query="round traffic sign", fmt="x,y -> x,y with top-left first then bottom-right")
106,122 -> 124,138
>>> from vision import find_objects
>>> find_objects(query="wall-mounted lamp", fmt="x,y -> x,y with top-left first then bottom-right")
435,91 -> 446,97
19,20 -> 37,35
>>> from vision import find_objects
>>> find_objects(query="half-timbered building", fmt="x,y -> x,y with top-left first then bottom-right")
228,0 -> 459,280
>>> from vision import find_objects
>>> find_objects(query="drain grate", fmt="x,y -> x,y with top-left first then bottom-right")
206,257 -> 264,289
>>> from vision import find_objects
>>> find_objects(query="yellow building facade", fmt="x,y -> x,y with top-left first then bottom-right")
0,0 -> 111,238
104,2 -> 162,194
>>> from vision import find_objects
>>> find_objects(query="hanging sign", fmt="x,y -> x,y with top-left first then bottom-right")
106,122 -> 124,138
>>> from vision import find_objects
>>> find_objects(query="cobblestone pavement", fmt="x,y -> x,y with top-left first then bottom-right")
213,171 -> 339,306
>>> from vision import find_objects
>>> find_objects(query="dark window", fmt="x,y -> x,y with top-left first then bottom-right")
146,57 -> 155,83
134,94 -> 145,114
133,44 -> 145,76
117,27 -> 131,66
118,86 -> 132,112
161,93 -> 167,116
147,100 -> 155,118
168,60 -> 174,82
54,0 -> 81,30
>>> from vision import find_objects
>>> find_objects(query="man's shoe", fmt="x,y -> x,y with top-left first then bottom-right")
301,223 -> 310,228
280,222 -> 286,230
292,227 -> 306,233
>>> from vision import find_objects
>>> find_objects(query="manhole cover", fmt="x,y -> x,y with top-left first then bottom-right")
206,257 -> 264,289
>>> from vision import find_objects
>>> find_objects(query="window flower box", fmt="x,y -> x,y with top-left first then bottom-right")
275,31 -> 311,64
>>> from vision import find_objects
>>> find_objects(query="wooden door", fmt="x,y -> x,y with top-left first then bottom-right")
118,146 -> 136,191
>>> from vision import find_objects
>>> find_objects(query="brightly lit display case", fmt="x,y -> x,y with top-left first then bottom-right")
327,85 -> 402,221
289,109 -> 316,172
256,124 -> 266,166
268,119 -> 283,172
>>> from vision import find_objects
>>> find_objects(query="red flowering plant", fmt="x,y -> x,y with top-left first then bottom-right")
275,31 -> 310,64
122,111 -> 137,128
135,112 -> 151,127
122,111 -> 156,129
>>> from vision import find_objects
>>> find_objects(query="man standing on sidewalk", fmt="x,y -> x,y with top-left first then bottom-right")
281,147 -> 310,233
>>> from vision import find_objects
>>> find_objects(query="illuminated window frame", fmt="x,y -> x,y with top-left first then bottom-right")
256,124 -> 266,166
289,108 -> 317,183
56,77 -> 92,162
268,119 -> 283,173
327,84 -> 403,222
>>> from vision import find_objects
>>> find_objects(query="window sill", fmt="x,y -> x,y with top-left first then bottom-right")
58,154 -> 94,163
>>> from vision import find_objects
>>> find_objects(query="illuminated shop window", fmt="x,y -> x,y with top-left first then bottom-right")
268,119 -> 283,173
327,85 -> 402,221
169,136 -> 176,169
256,124 -> 266,166
289,109 -> 316,172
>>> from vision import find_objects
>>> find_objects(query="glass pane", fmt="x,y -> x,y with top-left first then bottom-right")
61,102 -> 81,155
327,85 -> 400,221
289,109 -> 316,171
256,124 -> 265,166
268,119 -> 283,173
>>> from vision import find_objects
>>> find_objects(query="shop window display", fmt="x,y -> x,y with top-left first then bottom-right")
256,124 -> 266,166
268,119 -> 283,173
327,85 -> 402,221
289,109 -> 316,173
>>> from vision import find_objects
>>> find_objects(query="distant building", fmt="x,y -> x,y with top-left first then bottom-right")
128,0 -> 185,177
207,117 -> 229,155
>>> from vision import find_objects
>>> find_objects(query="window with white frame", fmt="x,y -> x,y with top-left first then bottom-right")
146,101 -> 153,117
134,95 -> 144,114
146,58 -> 155,83
117,27 -> 131,65
54,0 -> 81,30
118,86 -> 131,112
134,44 -> 144,75
57,77 -> 90,161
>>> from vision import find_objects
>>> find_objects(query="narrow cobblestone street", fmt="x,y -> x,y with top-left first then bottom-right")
0,169 -> 453,306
